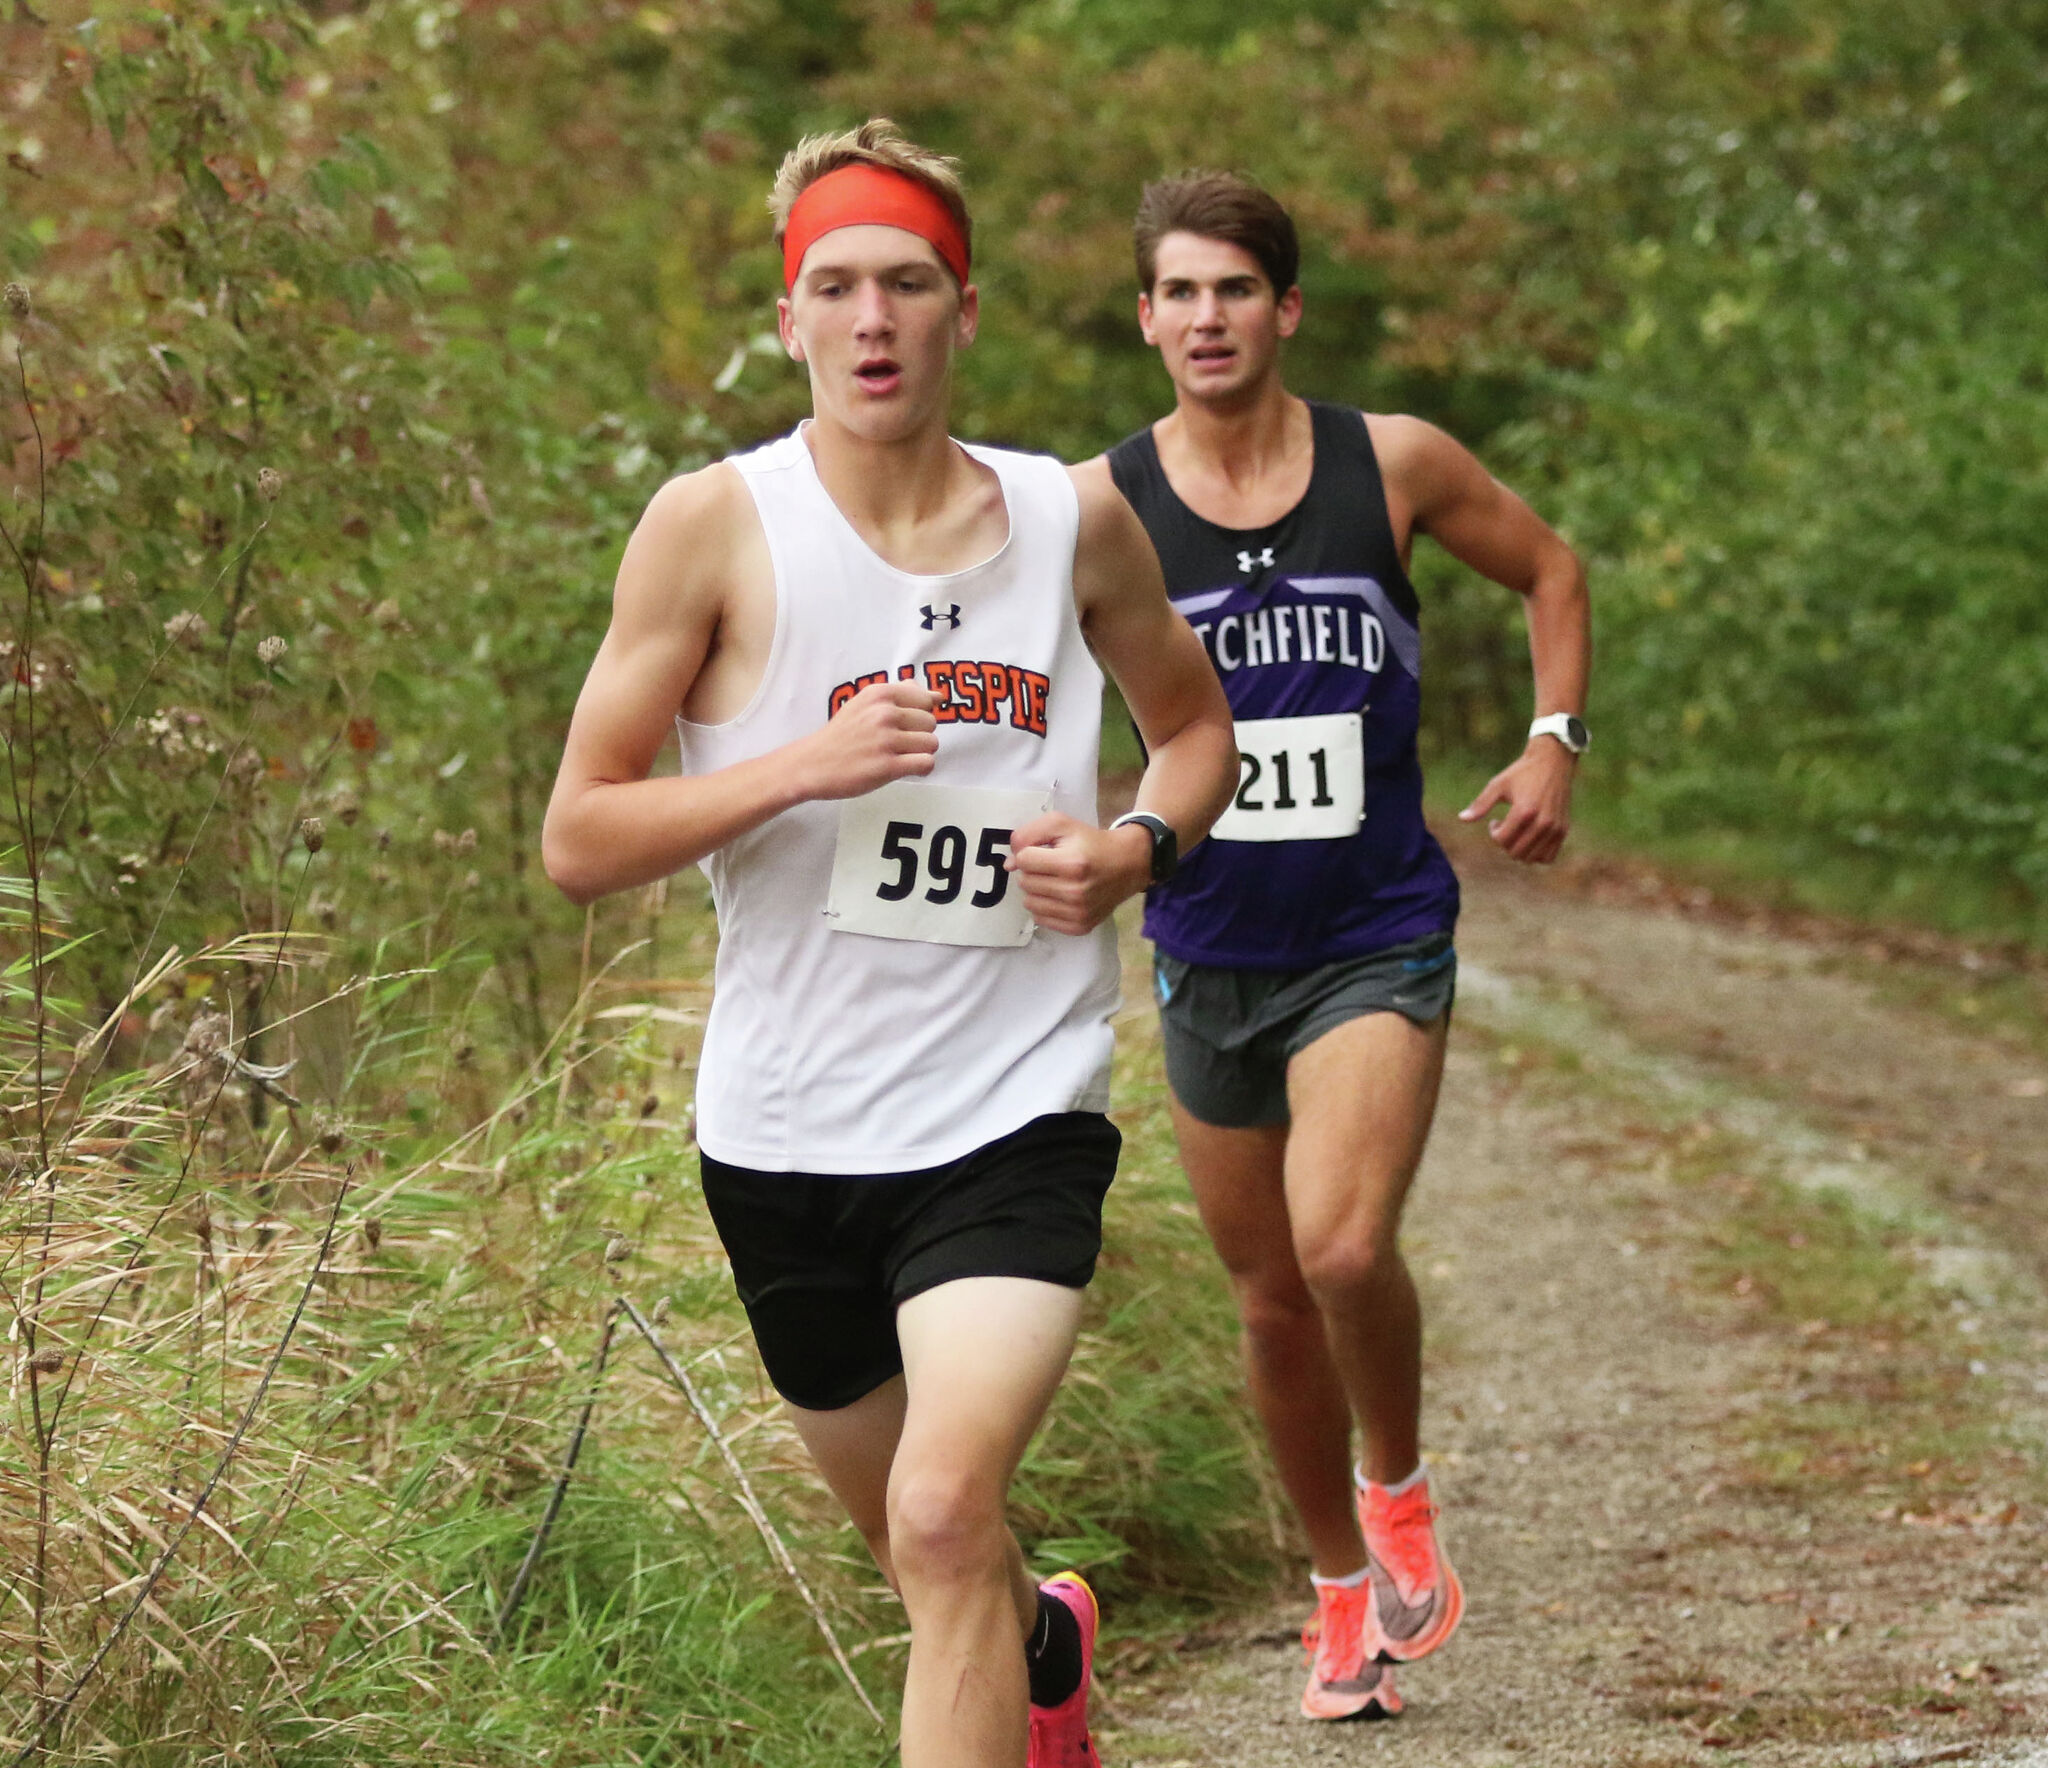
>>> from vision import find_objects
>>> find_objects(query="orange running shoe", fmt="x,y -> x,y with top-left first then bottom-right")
1300,1580 -> 1404,1721
1027,1573 -> 1102,1768
1357,1474 -> 1464,1663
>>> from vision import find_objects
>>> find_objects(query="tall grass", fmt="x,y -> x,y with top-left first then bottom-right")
0,852 -> 884,1762
0,862 -> 1276,1762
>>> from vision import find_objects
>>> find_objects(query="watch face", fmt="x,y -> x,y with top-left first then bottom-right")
1153,826 -> 1179,883
1565,716 -> 1589,751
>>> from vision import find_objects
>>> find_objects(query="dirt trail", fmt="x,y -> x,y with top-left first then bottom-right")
1102,843 -> 2048,1768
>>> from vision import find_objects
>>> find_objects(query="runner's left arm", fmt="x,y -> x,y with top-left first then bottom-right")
1377,416 -> 1591,866
1003,459 -> 1237,937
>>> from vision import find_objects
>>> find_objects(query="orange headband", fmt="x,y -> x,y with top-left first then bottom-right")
782,164 -> 970,292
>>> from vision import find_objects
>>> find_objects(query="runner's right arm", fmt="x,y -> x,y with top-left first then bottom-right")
542,467 -> 937,905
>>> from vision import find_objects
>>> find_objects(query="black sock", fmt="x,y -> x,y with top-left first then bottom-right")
1025,1587 -> 1085,1708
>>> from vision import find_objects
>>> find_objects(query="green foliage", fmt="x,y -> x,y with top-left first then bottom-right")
10,0 -> 2048,1019
681,0 -> 2048,931
6,7 -> 436,1011
1525,4 -> 2048,930
1,0 -> 770,1060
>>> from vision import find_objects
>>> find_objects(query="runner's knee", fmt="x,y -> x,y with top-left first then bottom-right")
886,1465 -> 1010,1589
1234,1272 -> 1323,1345
1294,1232 -> 1401,1308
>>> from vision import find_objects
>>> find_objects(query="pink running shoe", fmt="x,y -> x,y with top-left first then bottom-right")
1027,1573 -> 1102,1768
1300,1580 -> 1403,1721
1357,1475 -> 1464,1663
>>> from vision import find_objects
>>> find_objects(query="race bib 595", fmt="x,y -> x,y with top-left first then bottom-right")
825,781 -> 1052,946
1209,712 -> 1365,843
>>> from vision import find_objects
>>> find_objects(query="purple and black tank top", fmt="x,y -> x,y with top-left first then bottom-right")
1107,401 -> 1460,970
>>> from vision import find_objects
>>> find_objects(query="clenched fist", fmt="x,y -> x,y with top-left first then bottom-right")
1007,811 -> 1155,936
794,681 -> 940,802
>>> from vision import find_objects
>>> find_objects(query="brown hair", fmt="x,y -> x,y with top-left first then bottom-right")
769,117 -> 972,279
1133,170 -> 1299,296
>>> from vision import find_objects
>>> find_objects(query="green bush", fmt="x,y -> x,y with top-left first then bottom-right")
1528,6 -> 2048,928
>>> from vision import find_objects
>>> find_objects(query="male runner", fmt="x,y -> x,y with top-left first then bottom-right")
544,122 -> 1236,1768
1101,171 -> 1590,1721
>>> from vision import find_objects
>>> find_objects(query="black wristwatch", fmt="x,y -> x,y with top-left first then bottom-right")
1109,811 -> 1179,884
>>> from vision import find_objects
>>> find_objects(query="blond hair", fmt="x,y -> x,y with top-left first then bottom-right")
768,117 -> 972,276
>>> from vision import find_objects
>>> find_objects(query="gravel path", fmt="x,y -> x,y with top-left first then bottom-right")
1100,844 -> 2048,1767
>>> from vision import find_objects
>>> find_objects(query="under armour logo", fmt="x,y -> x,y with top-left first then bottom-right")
1237,547 -> 1275,575
919,604 -> 962,630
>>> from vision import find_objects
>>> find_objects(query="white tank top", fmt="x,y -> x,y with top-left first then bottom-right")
677,427 -> 1120,1174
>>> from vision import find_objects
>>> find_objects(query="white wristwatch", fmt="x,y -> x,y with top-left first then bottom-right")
1529,713 -> 1590,755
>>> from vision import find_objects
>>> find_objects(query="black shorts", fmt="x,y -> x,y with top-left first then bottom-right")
698,1112 -> 1121,1412
1156,931 -> 1457,1129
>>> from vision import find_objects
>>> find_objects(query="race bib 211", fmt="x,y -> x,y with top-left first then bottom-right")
1209,712 -> 1366,844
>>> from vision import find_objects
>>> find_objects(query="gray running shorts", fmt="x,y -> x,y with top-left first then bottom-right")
1155,932 -> 1457,1130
